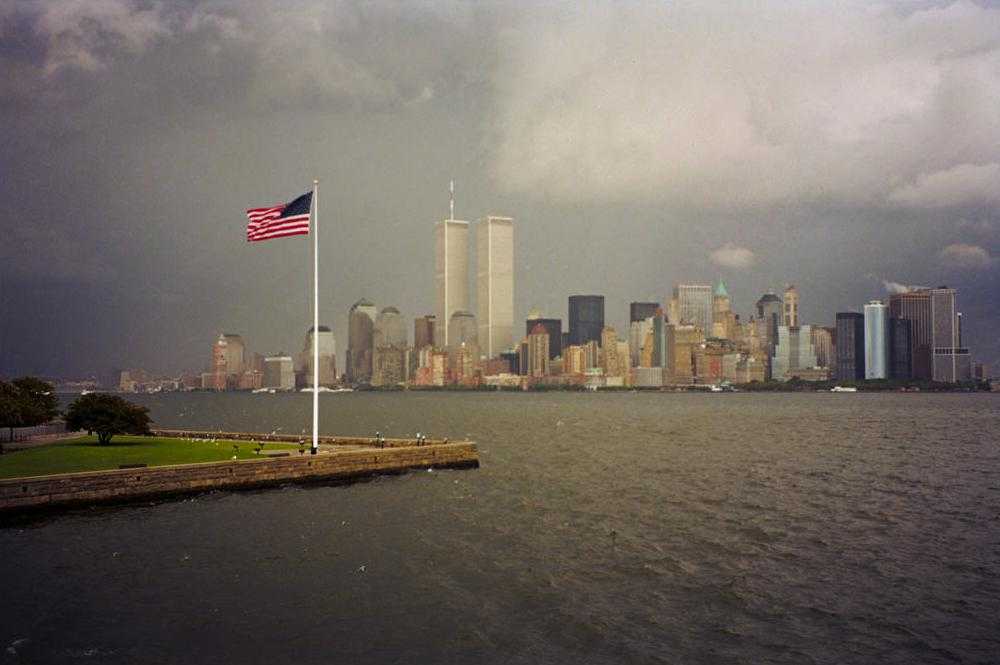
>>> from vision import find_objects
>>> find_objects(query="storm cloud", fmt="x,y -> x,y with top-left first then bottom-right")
1,1 -> 998,377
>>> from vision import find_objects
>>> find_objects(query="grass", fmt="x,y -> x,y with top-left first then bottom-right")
0,436 -> 302,480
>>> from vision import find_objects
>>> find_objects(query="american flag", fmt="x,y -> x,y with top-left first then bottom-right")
246,191 -> 312,242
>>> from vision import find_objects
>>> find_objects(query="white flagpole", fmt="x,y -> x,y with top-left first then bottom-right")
312,179 -> 319,455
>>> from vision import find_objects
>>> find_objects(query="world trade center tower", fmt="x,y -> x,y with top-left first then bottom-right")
477,216 -> 514,358
435,218 -> 469,347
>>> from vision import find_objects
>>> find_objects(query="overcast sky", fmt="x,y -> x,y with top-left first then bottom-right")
2,0 -> 999,378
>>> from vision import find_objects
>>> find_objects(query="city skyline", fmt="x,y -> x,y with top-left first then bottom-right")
2,2 -> 1000,377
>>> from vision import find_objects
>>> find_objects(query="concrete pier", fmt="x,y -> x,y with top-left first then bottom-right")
0,432 -> 478,514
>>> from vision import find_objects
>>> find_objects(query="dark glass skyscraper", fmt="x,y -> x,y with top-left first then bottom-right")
630,302 -> 660,323
889,317 -> 912,380
888,290 -> 932,380
835,312 -> 865,381
568,295 -> 605,347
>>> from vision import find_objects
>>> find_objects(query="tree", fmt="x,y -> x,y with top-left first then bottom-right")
64,394 -> 152,445
0,377 -> 60,451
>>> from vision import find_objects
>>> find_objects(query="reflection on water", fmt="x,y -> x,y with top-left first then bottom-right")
3,392 -> 1000,664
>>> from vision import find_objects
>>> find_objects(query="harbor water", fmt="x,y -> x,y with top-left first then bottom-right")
2,391 -> 999,664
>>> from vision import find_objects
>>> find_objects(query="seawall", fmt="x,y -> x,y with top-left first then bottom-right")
0,440 -> 478,514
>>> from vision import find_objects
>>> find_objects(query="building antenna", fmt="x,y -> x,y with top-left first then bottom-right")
449,179 -> 454,221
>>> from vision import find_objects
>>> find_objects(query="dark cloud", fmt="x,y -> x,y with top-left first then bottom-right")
2,0 -> 999,378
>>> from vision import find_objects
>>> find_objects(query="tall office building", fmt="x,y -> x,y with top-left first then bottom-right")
629,318 -> 652,368
526,324 -> 550,377
630,302 -> 660,323
755,292 -> 784,347
712,281 -> 736,339
347,299 -> 377,384
526,309 -> 562,360
373,306 -> 407,386
835,312 -> 865,381
302,326 -> 337,387
810,326 -> 835,369
568,295 -> 605,346
783,285 -> 800,327
673,284 -> 713,332
435,218 -> 470,347
864,301 -> 889,379
476,216 -> 514,358
888,289 -> 933,380
930,287 -> 971,382
771,325 -> 818,381
414,315 -> 435,350
263,355 -> 295,390
373,307 -> 406,349
221,334 -> 245,377
889,318 -> 912,380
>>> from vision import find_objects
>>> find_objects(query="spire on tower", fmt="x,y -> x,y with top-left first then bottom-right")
449,179 -> 454,221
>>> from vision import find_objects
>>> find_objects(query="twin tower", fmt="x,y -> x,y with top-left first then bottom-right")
434,215 -> 514,359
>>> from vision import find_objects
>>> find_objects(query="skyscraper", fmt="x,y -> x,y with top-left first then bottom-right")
527,323 -> 550,377
783,285 -> 800,327
629,302 -> 660,323
302,326 -> 337,387
435,218 -> 469,347
373,307 -> 407,387
889,318 -> 912,380
413,315 -> 435,350
673,284 -> 713,332
221,334 -> 245,377
755,292 -> 783,349
930,287 -> 971,382
888,289 -> 933,380
476,215 -> 514,359
712,281 -> 736,339
526,309 -> 562,360
864,301 -> 889,379
568,295 -> 605,346
771,325 -> 818,381
347,299 -> 377,384
835,312 -> 865,381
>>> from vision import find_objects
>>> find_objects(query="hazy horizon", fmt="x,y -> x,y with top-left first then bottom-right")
3,1 -> 999,377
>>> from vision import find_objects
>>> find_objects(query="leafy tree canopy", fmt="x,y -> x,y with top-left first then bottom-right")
65,394 -> 152,445
0,377 -> 60,448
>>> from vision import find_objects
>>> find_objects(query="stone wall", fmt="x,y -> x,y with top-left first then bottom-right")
150,429 -> 454,449
0,442 -> 478,514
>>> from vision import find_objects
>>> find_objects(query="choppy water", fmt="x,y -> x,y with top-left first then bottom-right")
2,392 -> 1000,664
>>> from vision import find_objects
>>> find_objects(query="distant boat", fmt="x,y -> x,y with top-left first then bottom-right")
252,388 -> 273,394
830,386 -> 858,393
709,383 -> 736,392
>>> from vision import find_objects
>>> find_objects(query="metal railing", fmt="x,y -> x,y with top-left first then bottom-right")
0,421 -> 68,443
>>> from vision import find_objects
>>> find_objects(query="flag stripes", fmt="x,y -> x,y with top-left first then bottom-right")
245,192 -> 311,242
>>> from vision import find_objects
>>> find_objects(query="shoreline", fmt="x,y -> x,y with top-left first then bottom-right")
0,431 -> 478,516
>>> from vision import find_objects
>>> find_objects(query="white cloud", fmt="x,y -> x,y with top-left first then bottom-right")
35,0 -> 173,75
491,2 -> 1000,209
938,243 -> 995,269
709,243 -> 755,269
889,163 -> 1000,208
882,280 -> 928,294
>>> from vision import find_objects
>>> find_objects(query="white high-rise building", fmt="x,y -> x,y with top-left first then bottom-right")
435,219 -> 469,347
673,284 -> 714,333
476,216 -> 514,358
864,300 -> 889,379
302,326 -> 337,387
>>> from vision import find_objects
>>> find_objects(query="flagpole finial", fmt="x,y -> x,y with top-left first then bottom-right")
314,179 -> 319,186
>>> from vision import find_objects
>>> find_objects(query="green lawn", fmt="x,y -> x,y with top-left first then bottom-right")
0,436 -> 301,480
